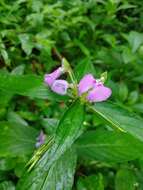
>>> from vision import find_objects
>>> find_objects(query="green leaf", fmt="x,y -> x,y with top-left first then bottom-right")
133,103 -> 143,114
0,157 -> 16,171
0,90 -> 12,107
1,49 -> 10,66
0,181 -> 15,190
41,118 -> 59,135
132,74 -> 143,83
17,149 -> 77,190
17,100 -> 85,190
76,130 -> 143,162
118,82 -> 128,102
0,121 -> 38,157
122,47 -> 135,64
115,169 -> 136,190
127,91 -> 138,105
90,102 -> 143,142
117,3 -> 136,11
7,111 -> 28,127
77,174 -> 104,190
41,149 -> 77,190
74,58 -> 96,81
19,34 -> 34,56
126,31 -> 143,53
11,65 -> 25,75
74,39 -> 90,57
0,38 -> 10,66
0,72 -> 68,101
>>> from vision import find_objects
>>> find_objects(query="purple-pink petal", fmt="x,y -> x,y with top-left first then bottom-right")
78,74 -> 96,95
87,85 -> 112,102
44,67 -> 63,86
51,79 -> 69,95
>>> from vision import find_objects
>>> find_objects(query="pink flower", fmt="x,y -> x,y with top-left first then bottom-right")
87,83 -> 112,102
44,67 -> 64,86
78,74 -> 96,95
78,74 -> 112,102
51,80 -> 69,95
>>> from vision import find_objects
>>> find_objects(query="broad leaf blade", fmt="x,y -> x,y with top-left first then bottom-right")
90,102 -> 143,142
0,122 -> 38,157
40,149 -> 77,190
76,130 -> 143,162
17,100 -> 85,190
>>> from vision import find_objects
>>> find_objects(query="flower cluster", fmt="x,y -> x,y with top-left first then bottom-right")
44,63 -> 111,103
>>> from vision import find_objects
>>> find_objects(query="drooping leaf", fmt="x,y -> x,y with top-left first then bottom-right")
17,100 -> 85,190
0,121 -> 38,157
76,130 -> 143,162
90,102 -> 143,142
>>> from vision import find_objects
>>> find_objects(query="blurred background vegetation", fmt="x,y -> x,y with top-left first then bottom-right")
1,0 -> 143,189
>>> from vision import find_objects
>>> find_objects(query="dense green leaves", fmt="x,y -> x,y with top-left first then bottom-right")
76,130 -> 143,162
90,102 -> 143,142
1,0 -> 143,189
0,122 -> 38,157
17,100 -> 85,190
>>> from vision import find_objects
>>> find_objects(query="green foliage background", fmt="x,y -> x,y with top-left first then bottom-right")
1,0 -> 143,189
